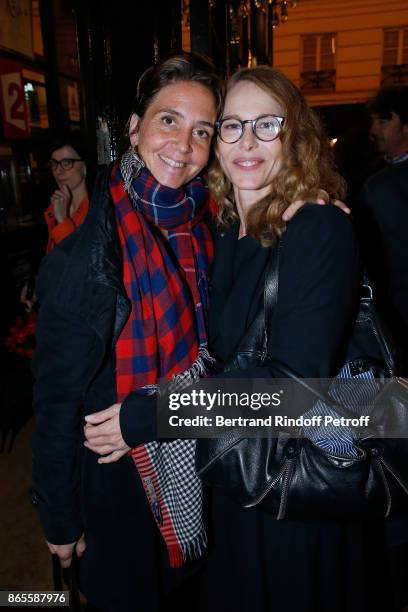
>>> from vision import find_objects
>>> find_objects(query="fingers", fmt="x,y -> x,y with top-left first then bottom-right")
282,198 -> 351,222
98,448 -> 129,464
282,200 -> 305,222
84,439 -> 129,457
84,439 -> 117,455
46,541 -> 75,568
83,405 -> 127,457
75,535 -> 86,558
332,199 -> 351,214
85,403 -> 121,425
84,422 -> 125,454
61,184 -> 71,197
84,415 -> 121,441
84,419 -> 113,439
84,434 -> 126,455
51,189 -> 69,202
84,430 -> 129,456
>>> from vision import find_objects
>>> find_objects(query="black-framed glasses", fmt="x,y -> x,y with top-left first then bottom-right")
49,158 -> 83,171
216,114 -> 285,144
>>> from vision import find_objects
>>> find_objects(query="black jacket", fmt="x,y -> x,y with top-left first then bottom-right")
355,159 -> 408,359
210,204 -> 360,379
31,168 -> 157,544
31,168 -> 210,610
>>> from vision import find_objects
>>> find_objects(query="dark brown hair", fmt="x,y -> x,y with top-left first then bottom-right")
125,52 -> 223,139
367,85 -> 408,125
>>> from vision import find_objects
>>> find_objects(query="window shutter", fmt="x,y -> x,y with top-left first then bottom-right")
303,36 -> 317,71
383,29 -> 399,66
320,34 -> 335,70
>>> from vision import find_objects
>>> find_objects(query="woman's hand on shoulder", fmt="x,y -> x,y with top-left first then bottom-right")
84,403 -> 130,463
282,198 -> 350,222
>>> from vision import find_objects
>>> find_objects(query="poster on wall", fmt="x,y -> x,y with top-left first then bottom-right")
59,78 -> 81,124
0,0 -> 33,58
0,58 -> 30,138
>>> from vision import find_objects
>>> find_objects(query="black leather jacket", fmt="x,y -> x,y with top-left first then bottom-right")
31,167 -> 156,543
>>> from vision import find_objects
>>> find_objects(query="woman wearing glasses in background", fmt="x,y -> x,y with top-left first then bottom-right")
201,66 -> 399,612
20,134 -> 89,312
45,135 -> 89,252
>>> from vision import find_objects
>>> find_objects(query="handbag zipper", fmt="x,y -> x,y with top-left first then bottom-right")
373,456 -> 392,517
243,461 -> 288,508
396,377 -> 408,391
370,320 -> 393,377
379,456 -> 408,496
276,457 -> 296,520
243,446 -> 297,519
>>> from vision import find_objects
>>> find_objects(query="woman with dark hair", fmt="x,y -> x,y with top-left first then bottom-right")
202,66 -> 394,612
20,134 -> 89,312
44,134 -> 88,252
31,53 -> 222,612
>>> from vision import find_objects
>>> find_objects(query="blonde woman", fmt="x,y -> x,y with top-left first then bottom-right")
203,67 -> 396,612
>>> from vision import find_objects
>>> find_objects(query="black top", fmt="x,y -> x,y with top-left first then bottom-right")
202,205 -> 404,612
210,204 -> 360,377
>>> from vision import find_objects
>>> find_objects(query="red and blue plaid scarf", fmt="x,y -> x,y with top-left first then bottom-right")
111,161 -> 213,388
110,158 -> 214,567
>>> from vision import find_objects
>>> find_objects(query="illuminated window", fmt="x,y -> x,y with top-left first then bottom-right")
382,27 -> 408,84
22,69 -> 49,129
301,33 -> 336,92
383,28 -> 408,66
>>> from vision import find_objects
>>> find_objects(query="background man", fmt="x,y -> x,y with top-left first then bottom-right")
356,85 -> 408,372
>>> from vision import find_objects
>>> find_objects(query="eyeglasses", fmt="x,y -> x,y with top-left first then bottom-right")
216,114 -> 285,144
49,158 -> 83,171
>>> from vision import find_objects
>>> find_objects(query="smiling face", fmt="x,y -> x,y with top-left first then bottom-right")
216,80 -> 285,205
130,81 -> 217,189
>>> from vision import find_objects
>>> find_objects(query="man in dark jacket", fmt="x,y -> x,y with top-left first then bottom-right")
355,85 -> 408,611
355,85 -> 408,372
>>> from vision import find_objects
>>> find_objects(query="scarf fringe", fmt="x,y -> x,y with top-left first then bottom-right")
169,529 -> 208,568
162,347 -> 216,395
142,347 -> 216,397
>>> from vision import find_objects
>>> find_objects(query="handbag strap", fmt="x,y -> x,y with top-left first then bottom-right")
263,241 -> 281,340
263,235 -> 377,317
261,237 -> 386,423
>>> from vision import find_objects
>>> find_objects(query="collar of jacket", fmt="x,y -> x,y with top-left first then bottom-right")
53,164 -> 130,342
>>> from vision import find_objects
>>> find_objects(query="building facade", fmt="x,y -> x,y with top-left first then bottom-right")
273,0 -> 408,106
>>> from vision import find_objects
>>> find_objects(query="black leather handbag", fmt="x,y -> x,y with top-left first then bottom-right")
195,242 -> 408,520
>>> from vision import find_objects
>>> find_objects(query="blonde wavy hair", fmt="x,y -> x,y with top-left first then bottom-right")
208,66 -> 346,246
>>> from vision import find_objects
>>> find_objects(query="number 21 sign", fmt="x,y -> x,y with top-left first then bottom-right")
0,59 -> 29,139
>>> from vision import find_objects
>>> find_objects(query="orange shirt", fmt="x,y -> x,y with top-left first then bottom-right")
44,194 -> 89,252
